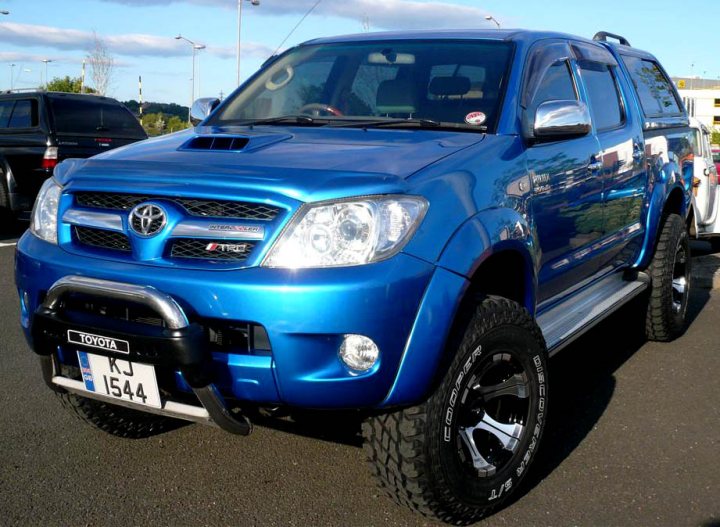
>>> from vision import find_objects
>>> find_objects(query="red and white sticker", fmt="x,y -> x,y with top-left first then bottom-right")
465,111 -> 487,126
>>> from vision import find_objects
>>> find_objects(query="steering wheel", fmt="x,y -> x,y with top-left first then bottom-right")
298,103 -> 344,117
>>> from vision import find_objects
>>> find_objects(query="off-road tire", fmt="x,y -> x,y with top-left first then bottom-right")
56,391 -> 179,439
645,213 -> 691,341
363,296 -> 548,524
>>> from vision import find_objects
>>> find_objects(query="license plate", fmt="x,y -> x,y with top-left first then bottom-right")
77,351 -> 161,408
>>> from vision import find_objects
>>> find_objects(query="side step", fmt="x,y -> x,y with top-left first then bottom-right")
537,272 -> 650,357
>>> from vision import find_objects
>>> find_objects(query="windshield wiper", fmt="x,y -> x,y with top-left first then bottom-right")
331,118 -> 442,129
224,115 -> 320,127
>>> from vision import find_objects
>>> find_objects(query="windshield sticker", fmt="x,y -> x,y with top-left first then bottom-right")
465,112 -> 487,126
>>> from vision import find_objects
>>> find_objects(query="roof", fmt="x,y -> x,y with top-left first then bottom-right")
0,90 -> 122,104
306,29 -> 602,46
304,28 -> 656,60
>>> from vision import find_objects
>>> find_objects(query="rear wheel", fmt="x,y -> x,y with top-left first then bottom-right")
645,213 -> 691,341
363,297 -> 548,524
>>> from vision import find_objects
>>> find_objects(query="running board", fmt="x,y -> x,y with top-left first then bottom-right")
537,272 -> 650,357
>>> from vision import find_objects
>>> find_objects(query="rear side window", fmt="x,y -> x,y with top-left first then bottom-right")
0,99 -> 39,129
49,98 -> 146,138
0,101 -> 13,127
8,100 -> 38,128
622,56 -> 682,117
579,61 -> 624,131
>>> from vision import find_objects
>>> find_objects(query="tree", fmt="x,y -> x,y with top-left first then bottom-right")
87,33 -> 115,96
166,116 -> 189,133
711,128 -> 720,146
44,76 -> 96,94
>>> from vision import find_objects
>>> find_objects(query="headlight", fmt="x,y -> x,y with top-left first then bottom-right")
263,196 -> 428,268
30,178 -> 62,244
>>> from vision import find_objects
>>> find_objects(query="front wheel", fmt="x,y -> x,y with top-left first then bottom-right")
363,297 -> 548,524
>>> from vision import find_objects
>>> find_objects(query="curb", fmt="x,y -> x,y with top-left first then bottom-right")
693,254 -> 720,290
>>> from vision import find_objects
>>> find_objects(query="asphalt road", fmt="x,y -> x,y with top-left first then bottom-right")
1,224 -> 718,527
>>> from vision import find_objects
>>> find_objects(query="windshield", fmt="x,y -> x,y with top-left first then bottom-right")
49,97 -> 147,139
210,40 -> 514,132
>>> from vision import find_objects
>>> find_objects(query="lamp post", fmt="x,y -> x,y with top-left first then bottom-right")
175,35 -> 206,123
484,15 -> 501,29
237,0 -> 260,87
9,63 -> 15,91
42,59 -> 52,87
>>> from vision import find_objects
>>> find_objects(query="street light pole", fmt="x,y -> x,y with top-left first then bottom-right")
9,64 -> 15,91
237,0 -> 260,87
484,15 -> 501,29
175,35 -> 206,123
42,59 -> 52,87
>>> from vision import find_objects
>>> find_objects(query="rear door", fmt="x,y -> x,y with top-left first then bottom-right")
47,95 -> 147,160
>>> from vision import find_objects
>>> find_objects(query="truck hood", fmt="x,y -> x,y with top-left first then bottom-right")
54,125 -> 484,202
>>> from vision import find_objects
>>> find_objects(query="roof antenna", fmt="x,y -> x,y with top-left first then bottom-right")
272,0 -> 323,56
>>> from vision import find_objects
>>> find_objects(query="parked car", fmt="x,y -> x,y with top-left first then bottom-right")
713,146 -> 720,177
0,91 -> 147,219
16,29 -> 693,524
689,119 -> 720,250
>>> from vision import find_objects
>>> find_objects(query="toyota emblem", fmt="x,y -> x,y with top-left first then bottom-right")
129,204 -> 167,237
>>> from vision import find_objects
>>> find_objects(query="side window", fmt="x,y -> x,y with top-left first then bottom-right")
8,100 -> 38,128
529,61 -> 577,114
579,61 -> 624,131
0,101 -> 13,128
622,55 -> 682,117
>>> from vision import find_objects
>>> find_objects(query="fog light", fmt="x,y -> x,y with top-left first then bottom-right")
339,335 -> 379,372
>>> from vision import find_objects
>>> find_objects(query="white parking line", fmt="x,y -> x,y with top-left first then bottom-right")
0,242 -> 17,248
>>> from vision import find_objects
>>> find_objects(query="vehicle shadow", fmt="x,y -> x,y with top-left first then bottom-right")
0,218 -> 28,243
250,286 -> 712,502
506,285 -> 710,506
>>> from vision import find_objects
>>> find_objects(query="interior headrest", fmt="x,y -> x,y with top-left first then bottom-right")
429,76 -> 472,97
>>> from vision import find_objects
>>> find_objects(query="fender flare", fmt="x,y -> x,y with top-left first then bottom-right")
436,207 -> 538,313
634,162 -> 689,269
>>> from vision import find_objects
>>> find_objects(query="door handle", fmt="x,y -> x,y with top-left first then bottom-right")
632,143 -> 644,161
588,155 -> 603,172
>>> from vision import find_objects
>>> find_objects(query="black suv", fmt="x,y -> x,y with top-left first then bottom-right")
0,91 -> 147,218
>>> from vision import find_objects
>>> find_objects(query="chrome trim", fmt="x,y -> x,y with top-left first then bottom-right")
534,100 -> 592,139
171,221 -> 266,240
53,376 -> 214,425
62,209 -> 124,232
43,276 -> 189,330
190,97 -> 221,125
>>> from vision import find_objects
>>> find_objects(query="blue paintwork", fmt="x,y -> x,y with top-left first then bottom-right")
15,30 -> 692,409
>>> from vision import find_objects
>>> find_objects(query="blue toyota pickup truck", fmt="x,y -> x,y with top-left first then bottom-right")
16,29 -> 693,523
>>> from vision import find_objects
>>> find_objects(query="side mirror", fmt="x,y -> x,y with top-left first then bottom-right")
190,97 -> 221,126
531,100 -> 592,142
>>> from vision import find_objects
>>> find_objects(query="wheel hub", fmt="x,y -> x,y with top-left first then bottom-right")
457,353 -> 531,477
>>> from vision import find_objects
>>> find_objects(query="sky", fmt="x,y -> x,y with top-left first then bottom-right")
0,0 -> 718,105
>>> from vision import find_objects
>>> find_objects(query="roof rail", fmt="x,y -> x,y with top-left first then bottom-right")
593,31 -> 631,47
2,88 -> 45,94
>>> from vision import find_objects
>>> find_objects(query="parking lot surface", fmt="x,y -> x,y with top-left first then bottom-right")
1,225 -> 718,527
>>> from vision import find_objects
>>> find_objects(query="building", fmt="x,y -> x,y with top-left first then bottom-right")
672,77 -> 720,131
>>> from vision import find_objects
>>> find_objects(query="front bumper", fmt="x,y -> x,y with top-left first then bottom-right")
16,232 -> 462,409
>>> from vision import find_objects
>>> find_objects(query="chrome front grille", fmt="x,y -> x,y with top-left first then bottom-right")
170,239 -> 255,261
74,226 -> 131,252
75,192 -> 280,221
